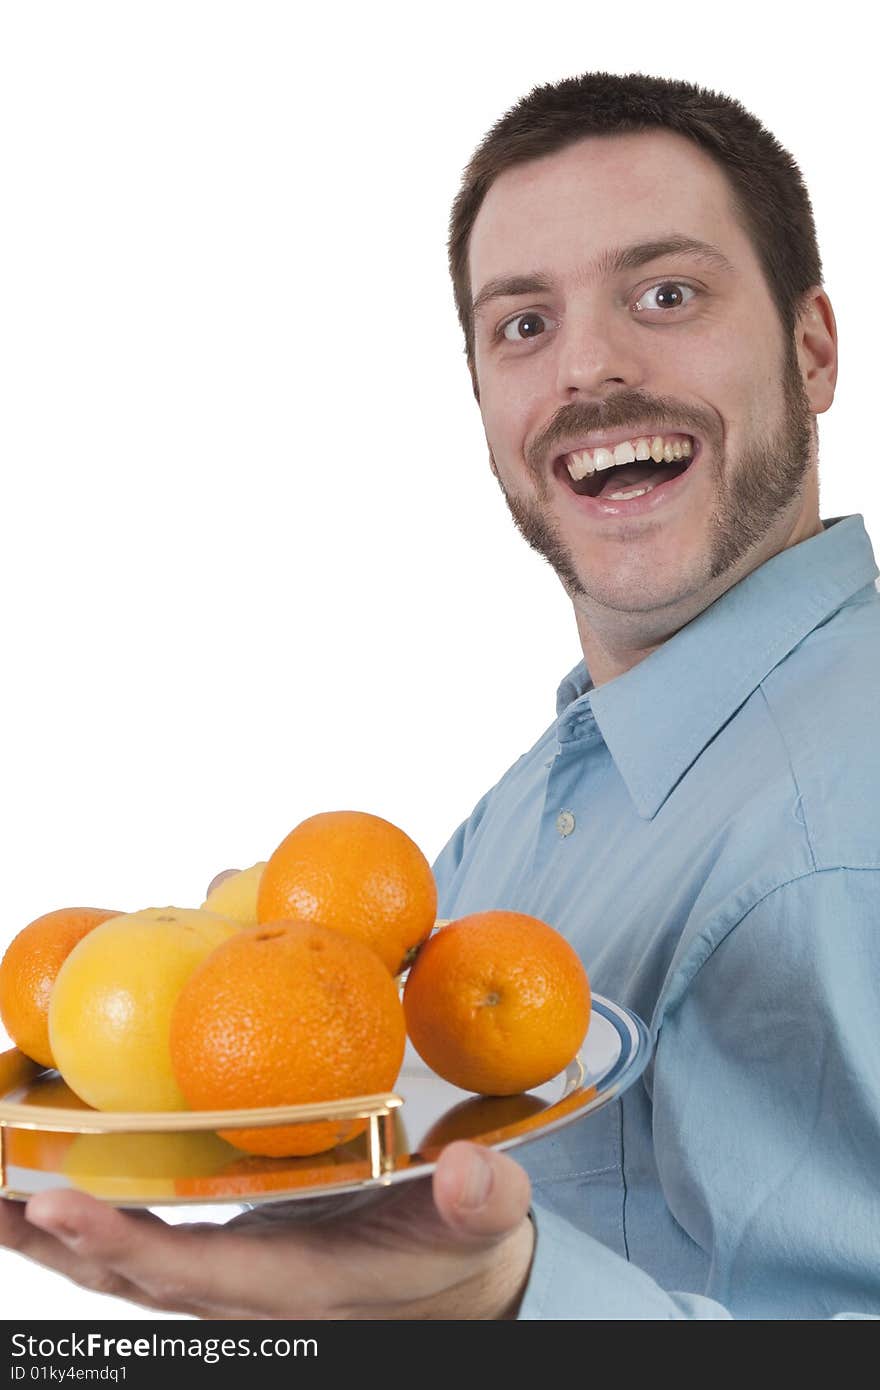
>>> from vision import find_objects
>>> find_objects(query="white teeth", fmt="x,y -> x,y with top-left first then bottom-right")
566,452 -> 591,481
607,484 -> 654,500
564,433 -> 695,480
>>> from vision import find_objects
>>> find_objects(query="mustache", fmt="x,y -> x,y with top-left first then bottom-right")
527,392 -> 718,472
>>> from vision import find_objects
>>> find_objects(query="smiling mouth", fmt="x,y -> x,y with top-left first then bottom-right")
556,432 -> 697,500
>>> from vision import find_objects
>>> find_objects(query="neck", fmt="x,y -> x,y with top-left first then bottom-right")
575,618 -> 667,690
574,505 -> 825,690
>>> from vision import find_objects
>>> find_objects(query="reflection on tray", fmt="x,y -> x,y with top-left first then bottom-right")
4,1073 -> 90,1175
3,1080 -> 602,1203
4,1072 -> 411,1202
415,1092 -> 550,1158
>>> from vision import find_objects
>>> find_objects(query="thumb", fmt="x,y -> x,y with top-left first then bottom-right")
432,1140 -> 532,1242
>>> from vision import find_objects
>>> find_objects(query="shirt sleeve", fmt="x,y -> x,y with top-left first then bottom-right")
431,786 -> 496,906
519,867 -> 880,1319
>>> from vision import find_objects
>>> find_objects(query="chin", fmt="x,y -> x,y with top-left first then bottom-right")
571,558 -> 709,617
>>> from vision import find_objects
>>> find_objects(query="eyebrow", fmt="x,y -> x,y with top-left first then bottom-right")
471,235 -> 736,319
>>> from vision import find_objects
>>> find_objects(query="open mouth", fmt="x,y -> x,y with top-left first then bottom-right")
555,433 -> 698,502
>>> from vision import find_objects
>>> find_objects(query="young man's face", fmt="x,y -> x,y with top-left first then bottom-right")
468,130 -> 832,627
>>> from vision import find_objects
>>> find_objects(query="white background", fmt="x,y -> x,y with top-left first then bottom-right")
1,0 -> 877,1320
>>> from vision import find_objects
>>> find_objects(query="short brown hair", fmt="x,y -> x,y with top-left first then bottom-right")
448,72 -> 823,389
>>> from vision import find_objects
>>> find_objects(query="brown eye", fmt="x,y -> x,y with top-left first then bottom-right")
656,283 -> 684,308
634,282 -> 697,312
501,312 -> 549,342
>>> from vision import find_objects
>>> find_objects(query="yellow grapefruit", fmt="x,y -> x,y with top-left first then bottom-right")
49,907 -> 240,1111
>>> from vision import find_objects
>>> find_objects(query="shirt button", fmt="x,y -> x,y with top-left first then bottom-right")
556,810 -> 576,837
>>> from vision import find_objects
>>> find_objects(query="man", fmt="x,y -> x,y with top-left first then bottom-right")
2,71 -> 878,1319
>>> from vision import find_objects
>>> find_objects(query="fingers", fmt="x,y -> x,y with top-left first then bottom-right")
432,1140 -> 532,1242
23,1188 -> 307,1319
23,1190 -> 224,1315
1,1194 -> 167,1310
205,868 -> 239,897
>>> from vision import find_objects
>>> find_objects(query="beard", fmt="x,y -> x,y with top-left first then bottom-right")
494,339 -> 815,610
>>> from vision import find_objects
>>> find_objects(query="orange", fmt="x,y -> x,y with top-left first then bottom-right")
0,908 -> 121,1067
169,920 -> 407,1157
257,810 -> 437,975
403,910 -> 591,1095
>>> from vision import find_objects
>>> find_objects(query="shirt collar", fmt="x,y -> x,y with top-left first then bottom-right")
554,516 -> 879,820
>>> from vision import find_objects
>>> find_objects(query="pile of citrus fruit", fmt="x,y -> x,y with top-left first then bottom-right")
0,810 -> 591,1158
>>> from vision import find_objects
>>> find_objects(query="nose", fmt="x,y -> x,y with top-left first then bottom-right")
553,306 -> 645,399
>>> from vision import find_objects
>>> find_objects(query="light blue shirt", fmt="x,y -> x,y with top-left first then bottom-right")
432,515 -> 880,1320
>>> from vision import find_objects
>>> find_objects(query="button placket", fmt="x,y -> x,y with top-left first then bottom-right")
530,705 -> 603,872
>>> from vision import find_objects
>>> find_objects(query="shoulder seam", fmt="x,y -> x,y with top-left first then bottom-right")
755,683 -> 817,872
656,866 -> 880,1032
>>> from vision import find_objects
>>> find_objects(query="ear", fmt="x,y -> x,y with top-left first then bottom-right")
795,287 -> 837,416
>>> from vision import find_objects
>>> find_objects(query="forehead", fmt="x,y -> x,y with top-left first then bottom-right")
468,128 -> 756,292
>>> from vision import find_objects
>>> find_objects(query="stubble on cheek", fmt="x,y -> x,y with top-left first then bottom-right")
489,450 -> 587,599
706,349 -> 815,581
